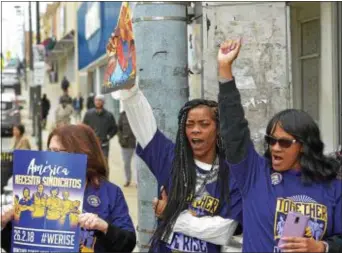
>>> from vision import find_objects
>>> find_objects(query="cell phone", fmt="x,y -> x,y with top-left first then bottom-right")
278,211 -> 310,247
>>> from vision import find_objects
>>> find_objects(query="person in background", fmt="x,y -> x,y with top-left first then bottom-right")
55,97 -> 74,128
59,91 -> 73,105
41,94 -> 51,129
73,92 -> 84,123
61,76 -> 70,93
1,124 -> 136,252
12,124 -> 31,150
217,39 -> 341,252
87,93 -> 95,110
118,106 -> 136,187
83,95 -> 117,158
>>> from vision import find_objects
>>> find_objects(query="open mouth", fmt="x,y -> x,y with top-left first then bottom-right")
272,154 -> 283,165
191,138 -> 204,147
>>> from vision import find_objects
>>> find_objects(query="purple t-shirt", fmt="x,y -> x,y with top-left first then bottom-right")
80,180 -> 135,252
136,130 -> 242,253
228,142 -> 342,252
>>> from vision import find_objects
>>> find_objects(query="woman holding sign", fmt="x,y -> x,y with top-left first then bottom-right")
1,124 -> 136,253
115,80 -> 243,252
217,39 -> 341,252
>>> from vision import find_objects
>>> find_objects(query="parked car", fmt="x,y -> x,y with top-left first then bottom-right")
1,92 -> 22,136
1,67 -> 21,95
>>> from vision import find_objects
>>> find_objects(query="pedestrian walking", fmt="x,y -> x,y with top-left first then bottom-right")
73,92 -> 84,123
41,94 -> 51,129
1,124 -> 136,252
55,96 -> 74,128
217,39 -> 341,252
118,109 -> 136,187
83,95 -> 117,158
61,76 -> 70,93
86,93 -> 95,110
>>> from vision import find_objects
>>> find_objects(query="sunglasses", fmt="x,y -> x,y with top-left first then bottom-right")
264,135 -> 297,148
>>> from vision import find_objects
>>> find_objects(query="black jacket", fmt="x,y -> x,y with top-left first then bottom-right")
83,108 -> 117,145
87,96 -> 95,110
118,112 -> 136,149
41,98 -> 51,118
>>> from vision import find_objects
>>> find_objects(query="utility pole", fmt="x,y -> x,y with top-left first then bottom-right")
132,2 -> 189,250
28,2 -> 33,71
29,2 -> 34,125
36,1 -> 42,151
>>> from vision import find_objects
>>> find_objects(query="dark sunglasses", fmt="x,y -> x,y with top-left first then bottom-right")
264,135 -> 297,148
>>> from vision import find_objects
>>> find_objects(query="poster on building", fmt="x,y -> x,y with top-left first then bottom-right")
32,45 -> 46,86
102,2 -> 136,94
11,150 -> 87,252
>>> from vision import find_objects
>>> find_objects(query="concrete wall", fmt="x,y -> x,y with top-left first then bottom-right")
202,1 -> 291,152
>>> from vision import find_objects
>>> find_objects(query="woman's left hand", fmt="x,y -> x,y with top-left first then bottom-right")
78,213 -> 109,234
279,237 -> 325,252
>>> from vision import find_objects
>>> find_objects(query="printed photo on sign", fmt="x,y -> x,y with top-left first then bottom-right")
102,2 -> 136,94
11,150 -> 87,253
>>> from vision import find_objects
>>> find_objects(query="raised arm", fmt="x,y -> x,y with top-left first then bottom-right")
113,85 -> 175,183
217,39 -> 250,164
114,84 -> 157,148
218,40 -> 266,195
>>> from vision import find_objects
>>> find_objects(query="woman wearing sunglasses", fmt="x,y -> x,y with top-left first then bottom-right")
1,124 -> 136,253
217,39 -> 341,252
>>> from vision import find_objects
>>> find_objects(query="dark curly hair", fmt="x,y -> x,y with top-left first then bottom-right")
264,109 -> 340,183
150,99 -> 230,249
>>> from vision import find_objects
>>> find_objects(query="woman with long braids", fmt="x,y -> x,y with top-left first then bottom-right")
217,39 -> 341,252
116,84 -> 242,252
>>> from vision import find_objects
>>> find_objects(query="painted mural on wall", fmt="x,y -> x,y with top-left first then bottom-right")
102,2 -> 136,94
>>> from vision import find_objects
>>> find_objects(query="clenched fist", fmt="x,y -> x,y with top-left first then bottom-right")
217,39 -> 242,80
217,39 -> 242,66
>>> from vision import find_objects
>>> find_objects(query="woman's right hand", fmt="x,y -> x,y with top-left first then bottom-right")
1,205 -> 14,229
217,39 -> 242,80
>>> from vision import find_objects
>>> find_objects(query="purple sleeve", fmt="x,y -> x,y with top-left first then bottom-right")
228,142 -> 268,196
136,129 -> 175,184
109,187 -> 135,232
332,180 -> 342,235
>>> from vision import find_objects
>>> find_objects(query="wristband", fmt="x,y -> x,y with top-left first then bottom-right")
322,241 -> 329,253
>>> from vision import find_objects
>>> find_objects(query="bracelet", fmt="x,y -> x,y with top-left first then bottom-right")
322,241 -> 329,253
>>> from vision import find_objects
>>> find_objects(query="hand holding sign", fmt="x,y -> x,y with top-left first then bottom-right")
78,213 -> 109,234
1,204 -> 14,229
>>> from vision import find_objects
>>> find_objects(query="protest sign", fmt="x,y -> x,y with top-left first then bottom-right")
11,150 -> 87,252
102,2 -> 136,94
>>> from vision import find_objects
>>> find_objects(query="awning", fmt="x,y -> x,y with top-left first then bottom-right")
45,30 -> 75,60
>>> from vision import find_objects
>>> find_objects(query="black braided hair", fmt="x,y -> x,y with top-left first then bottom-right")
150,99 -> 230,249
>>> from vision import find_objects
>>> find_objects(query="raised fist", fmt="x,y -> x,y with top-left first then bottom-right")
217,39 -> 242,67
